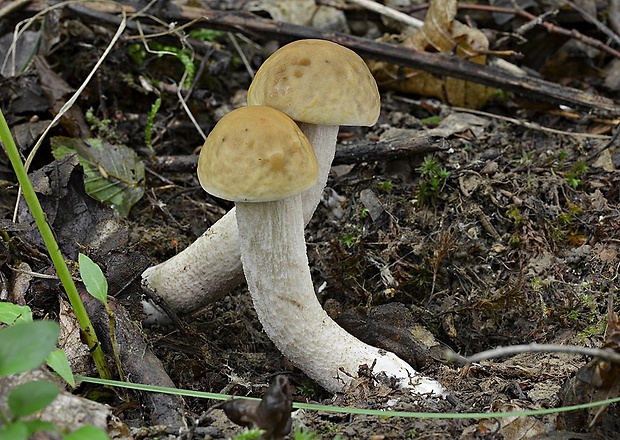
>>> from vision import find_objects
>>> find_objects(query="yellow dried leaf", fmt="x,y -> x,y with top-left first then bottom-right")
369,0 -> 495,109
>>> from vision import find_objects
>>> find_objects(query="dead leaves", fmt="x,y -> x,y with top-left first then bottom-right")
369,0 -> 495,108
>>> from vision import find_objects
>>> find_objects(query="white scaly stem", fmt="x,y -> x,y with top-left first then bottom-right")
141,125 -> 338,315
235,197 -> 445,396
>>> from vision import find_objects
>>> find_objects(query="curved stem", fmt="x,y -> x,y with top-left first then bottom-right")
235,198 -> 444,396
141,125 -> 338,315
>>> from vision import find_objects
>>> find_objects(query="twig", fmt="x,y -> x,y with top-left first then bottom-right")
345,0 -> 423,29
9,265 -> 60,280
228,32 -> 254,78
149,135 -> 449,173
515,5 -> 620,60
458,3 -> 620,60
42,2 -> 617,115
560,0 -> 620,48
585,124 -> 620,162
446,343 -> 620,366
177,80 -> 207,141
446,107 -> 613,139
393,96 -> 614,139
0,0 -> 31,19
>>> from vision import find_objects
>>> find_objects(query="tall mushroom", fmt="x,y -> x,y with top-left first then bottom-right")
141,40 -> 380,316
198,105 -> 444,395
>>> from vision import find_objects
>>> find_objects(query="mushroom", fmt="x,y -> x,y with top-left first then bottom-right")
198,105 -> 444,395
142,39 -> 380,317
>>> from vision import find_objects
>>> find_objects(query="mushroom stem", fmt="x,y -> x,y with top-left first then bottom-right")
235,196 -> 445,396
141,124 -> 338,316
296,123 -> 338,216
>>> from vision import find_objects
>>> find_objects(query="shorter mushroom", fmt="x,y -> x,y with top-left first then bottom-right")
198,105 -> 444,395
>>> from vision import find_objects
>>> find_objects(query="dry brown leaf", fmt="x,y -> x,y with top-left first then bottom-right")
369,0 -> 495,109
469,402 -> 549,439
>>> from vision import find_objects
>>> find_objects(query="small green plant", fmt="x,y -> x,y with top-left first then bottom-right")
291,425 -> 322,440
78,253 -> 124,380
406,428 -> 419,437
85,108 -> 115,140
230,425 -> 322,440
563,160 -> 589,189
188,28 -> 225,42
416,155 -> 450,204
231,428 -> 265,440
316,422 -> 341,437
128,43 -> 147,66
506,205 -> 523,225
378,180 -> 393,193
342,232 -> 359,248
557,211 -> 572,225
297,379 -> 323,398
519,150 -> 534,167
579,319 -> 607,340
129,41 -> 196,88
144,97 -> 162,154
0,303 -> 74,387
557,150 -> 568,164
420,115 -> 443,126
0,320 -> 106,439
150,42 -> 196,88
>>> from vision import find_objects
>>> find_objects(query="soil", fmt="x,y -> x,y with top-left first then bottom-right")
1,1 -> 619,439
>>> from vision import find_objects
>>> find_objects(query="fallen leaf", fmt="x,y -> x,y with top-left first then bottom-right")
369,0 -> 495,108
51,137 -> 145,217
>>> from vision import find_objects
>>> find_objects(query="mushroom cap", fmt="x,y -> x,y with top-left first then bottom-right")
247,39 -> 380,126
198,106 -> 319,202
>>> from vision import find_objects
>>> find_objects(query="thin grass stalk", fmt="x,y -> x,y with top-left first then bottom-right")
0,109 -> 111,379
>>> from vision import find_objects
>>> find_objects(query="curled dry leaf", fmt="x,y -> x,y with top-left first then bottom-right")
368,0 -> 495,108
221,375 -> 292,440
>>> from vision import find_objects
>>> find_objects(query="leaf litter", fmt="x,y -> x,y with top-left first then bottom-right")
0,0 -> 619,438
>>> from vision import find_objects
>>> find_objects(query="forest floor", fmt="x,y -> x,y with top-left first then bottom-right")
0,0 -> 619,439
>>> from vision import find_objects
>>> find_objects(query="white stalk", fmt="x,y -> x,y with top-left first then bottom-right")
235,196 -> 445,396
141,124 -> 338,315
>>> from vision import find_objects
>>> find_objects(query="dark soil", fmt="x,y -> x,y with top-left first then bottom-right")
1,1 -> 619,439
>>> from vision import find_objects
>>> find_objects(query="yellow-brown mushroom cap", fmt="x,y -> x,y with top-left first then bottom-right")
198,106 -> 319,202
247,39 -> 380,126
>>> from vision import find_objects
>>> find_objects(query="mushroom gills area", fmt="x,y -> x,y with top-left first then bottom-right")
235,198 -> 444,395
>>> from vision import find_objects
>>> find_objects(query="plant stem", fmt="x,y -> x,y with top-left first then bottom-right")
0,109 -> 111,380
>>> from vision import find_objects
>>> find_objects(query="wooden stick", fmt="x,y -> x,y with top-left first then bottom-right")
149,136 -> 449,173
5,1 -> 619,115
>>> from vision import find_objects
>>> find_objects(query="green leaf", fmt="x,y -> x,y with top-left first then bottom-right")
8,380 -> 59,419
0,421 -> 29,440
63,425 -> 109,440
51,137 -> 145,217
78,253 -> 108,303
46,349 -> 76,388
20,420 -> 57,436
0,303 -> 32,325
0,321 -> 59,376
